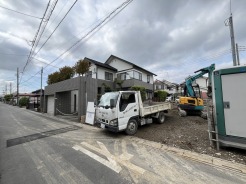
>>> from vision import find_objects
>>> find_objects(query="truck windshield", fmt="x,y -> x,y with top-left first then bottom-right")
98,92 -> 119,107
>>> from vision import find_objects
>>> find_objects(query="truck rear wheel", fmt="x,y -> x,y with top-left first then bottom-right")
125,119 -> 138,135
157,112 -> 165,124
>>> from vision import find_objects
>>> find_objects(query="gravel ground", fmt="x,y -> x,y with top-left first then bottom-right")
135,109 -> 246,165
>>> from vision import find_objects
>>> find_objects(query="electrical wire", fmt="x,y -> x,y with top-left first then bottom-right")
0,4 -> 43,19
33,0 -> 78,57
21,0 -> 51,77
20,0 -> 133,84
43,0 -> 133,69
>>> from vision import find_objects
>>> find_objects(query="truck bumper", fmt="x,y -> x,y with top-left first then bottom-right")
96,120 -> 119,132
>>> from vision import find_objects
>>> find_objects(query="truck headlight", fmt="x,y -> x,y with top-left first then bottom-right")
109,119 -> 118,126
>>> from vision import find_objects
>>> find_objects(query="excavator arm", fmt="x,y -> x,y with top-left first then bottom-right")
185,64 -> 215,97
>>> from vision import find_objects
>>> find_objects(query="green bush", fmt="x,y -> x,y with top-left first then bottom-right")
19,97 -> 29,107
130,86 -> 146,101
154,90 -> 168,102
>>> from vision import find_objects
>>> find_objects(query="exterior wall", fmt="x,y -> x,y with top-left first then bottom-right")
121,79 -> 153,91
90,63 -> 97,79
195,77 -> 208,92
71,90 -> 78,113
56,91 -> 71,115
97,67 -> 116,81
108,58 -> 132,70
44,76 -> 98,118
45,77 -> 80,95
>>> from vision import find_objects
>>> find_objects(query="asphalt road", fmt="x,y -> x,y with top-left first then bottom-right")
0,102 -> 246,184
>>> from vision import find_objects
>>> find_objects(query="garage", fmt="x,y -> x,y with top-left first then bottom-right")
47,95 -> 55,115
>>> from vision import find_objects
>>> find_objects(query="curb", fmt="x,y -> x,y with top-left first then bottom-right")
129,137 -> 246,175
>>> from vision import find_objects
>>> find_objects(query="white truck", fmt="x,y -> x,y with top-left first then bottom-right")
95,91 -> 172,135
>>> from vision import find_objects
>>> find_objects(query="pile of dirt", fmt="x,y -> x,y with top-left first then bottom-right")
135,109 -> 246,165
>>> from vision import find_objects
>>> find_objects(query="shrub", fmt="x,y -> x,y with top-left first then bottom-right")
154,90 -> 168,102
19,97 -> 29,107
130,86 -> 146,101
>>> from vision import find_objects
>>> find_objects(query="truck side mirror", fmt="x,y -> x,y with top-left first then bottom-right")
110,99 -> 115,108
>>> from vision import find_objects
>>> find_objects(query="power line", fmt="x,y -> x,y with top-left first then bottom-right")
33,0 -> 78,57
21,0 -> 51,78
43,0 -> 133,69
0,4 -> 43,19
20,0 -> 133,84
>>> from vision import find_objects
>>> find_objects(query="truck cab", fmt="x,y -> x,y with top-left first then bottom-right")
96,91 -> 139,134
95,91 -> 171,135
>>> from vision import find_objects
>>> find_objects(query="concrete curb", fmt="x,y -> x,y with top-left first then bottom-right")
129,137 -> 246,174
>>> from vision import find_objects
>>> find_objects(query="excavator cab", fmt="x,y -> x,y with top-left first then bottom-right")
178,64 -> 215,118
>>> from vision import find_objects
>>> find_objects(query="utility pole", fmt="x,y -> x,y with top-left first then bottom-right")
5,84 -> 7,95
225,14 -> 237,66
9,83 -> 11,94
40,67 -> 43,113
17,68 -> 19,106
236,43 -> 240,65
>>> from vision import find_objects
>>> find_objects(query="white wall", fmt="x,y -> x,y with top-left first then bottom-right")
97,67 -> 116,81
195,77 -> 207,92
108,58 -> 132,71
71,90 -> 78,112
90,64 -> 97,79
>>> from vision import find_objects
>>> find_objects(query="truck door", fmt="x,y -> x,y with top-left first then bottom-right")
118,92 -> 138,130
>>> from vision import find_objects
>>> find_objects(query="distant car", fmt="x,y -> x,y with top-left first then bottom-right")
175,96 -> 180,103
166,96 -> 172,102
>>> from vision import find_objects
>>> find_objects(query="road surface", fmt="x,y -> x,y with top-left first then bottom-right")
0,102 -> 246,184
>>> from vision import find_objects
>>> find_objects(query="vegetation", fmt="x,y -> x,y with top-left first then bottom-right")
114,78 -> 124,90
47,66 -> 75,85
47,58 -> 91,85
4,94 -> 13,102
102,83 -> 112,92
74,59 -> 91,76
130,86 -> 146,101
19,97 -> 29,107
154,90 -> 168,102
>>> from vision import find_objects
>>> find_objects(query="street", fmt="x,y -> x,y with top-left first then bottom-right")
0,102 -> 246,184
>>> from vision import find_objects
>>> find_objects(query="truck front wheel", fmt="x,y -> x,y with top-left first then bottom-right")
157,112 -> 165,124
125,119 -> 138,135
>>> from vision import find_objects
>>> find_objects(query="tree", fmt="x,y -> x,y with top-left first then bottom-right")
4,94 -> 13,102
19,97 -> 29,107
59,66 -> 75,81
154,90 -> 168,102
74,59 -> 91,76
130,86 -> 146,101
47,71 -> 60,85
47,66 -> 75,85
114,78 -> 124,90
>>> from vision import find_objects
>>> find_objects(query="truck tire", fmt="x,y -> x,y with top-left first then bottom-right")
157,112 -> 165,124
125,119 -> 138,135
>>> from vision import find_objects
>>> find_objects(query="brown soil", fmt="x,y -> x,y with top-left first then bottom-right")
135,109 -> 246,165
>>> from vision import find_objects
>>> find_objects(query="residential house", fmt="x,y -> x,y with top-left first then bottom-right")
44,55 -> 156,119
105,55 -> 156,99
154,79 -> 179,94
180,76 -> 209,99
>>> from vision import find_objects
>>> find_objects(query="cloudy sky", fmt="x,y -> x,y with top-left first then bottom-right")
0,0 -> 246,95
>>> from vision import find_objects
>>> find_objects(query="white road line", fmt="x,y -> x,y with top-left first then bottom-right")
72,145 -> 122,173
79,141 -> 146,175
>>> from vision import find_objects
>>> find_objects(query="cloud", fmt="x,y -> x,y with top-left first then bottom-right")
0,0 -> 246,94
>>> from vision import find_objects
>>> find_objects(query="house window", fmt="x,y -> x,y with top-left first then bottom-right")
105,72 -> 113,81
147,75 -> 150,83
133,71 -> 142,80
117,73 -> 126,80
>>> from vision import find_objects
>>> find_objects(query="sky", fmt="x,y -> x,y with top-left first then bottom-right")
0,0 -> 246,95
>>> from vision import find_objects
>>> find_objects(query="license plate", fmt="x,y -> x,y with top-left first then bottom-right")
101,124 -> 105,129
